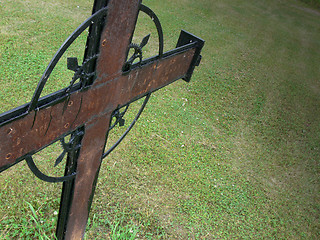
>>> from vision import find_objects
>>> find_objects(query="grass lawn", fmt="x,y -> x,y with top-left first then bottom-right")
301,0 -> 320,8
1,0 -> 319,239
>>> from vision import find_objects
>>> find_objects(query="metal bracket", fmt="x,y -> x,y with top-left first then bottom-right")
176,30 -> 205,82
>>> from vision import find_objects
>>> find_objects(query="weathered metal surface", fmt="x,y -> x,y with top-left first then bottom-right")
0,46 -> 196,170
0,0 -> 204,239
64,115 -> 110,240
95,0 -> 141,82
64,1 -> 141,238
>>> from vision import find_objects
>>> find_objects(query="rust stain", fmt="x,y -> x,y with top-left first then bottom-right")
65,114 -> 111,240
0,48 -> 195,169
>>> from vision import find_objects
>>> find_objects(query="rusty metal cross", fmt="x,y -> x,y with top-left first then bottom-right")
0,0 -> 204,239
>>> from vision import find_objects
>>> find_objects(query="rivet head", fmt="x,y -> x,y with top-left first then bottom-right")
7,128 -> 13,135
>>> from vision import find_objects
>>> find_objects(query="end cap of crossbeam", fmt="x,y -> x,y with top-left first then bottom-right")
176,30 -> 205,82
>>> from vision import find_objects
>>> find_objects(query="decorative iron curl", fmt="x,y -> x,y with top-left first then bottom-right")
123,35 -> 150,72
103,93 -> 151,158
25,129 -> 84,183
105,5 -> 163,157
25,155 -> 76,183
139,4 -> 164,57
109,104 -> 130,130
66,54 -> 99,94
122,4 -> 164,72
28,7 -> 108,112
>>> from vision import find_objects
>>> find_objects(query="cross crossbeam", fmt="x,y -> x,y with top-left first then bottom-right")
0,0 -> 204,239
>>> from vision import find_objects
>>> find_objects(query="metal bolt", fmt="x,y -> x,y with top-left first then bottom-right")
7,128 -> 13,135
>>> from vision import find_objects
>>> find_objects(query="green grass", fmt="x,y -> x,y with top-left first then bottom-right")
300,0 -> 320,8
1,0 -> 320,239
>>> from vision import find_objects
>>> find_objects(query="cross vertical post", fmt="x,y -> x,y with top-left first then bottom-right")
0,0 -> 204,239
